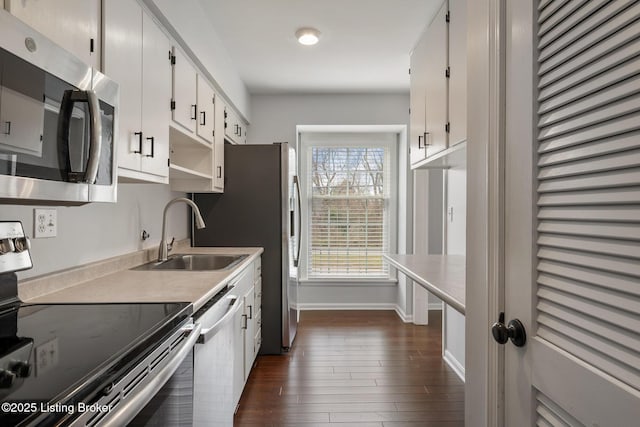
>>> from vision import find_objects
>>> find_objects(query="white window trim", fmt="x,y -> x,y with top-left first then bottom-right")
298,129 -> 399,283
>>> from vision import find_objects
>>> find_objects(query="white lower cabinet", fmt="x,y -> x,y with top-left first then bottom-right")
231,257 -> 262,409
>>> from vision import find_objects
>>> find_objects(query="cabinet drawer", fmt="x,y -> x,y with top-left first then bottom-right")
253,257 -> 262,282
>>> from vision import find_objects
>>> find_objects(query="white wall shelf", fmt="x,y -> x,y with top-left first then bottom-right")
411,140 -> 466,170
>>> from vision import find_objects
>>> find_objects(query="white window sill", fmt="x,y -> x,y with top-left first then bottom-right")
299,278 -> 398,286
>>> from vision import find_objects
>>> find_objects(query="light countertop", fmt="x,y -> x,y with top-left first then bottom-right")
384,254 -> 465,314
23,246 -> 263,312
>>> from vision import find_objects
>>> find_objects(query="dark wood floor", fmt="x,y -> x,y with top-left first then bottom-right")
234,310 -> 465,427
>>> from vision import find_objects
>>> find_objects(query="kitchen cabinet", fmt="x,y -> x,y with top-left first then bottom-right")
424,0 -> 448,159
5,0 -> 100,69
169,49 -> 233,192
231,257 -> 262,408
196,76 -> 215,144
212,91 -> 226,192
104,0 -> 171,183
448,0 -> 467,146
223,103 -> 246,144
410,0 -> 467,168
171,46 -> 198,133
409,26 -> 429,165
243,286 -> 255,381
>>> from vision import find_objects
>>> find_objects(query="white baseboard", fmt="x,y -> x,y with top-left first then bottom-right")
443,349 -> 465,383
429,302 -> 444,310
299,303 -> 398,311
298,303 -> 415,323
394,305 -> 413,323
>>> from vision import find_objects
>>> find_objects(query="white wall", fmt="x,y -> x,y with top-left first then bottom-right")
249,94 -> 410,148
2,184 -> 189,280
143,0 -> 250,120
249,93 -> 412,313
443,163 -> 467,380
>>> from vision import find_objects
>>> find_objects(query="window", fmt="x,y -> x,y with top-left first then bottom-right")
301,133 -> 397,280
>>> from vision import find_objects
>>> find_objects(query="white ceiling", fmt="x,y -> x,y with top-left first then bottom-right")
198,0 -> 443,95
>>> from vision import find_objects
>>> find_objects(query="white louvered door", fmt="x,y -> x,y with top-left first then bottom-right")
504,1 -> 640,425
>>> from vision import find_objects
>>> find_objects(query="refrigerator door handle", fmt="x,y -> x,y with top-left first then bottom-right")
293,175 -> 302,267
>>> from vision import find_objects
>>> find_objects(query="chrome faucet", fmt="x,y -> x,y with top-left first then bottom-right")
158,197 -> 206,262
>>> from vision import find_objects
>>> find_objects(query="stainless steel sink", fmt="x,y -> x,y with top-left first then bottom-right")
134,254 -> 247,271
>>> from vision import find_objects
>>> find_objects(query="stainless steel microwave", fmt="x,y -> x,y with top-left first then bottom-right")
0,11 -> 118,205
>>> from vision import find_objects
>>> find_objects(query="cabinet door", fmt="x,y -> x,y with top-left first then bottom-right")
5,0 -> 100,69
424,1 -> 449,158
196,75 -> 215,144
140,13 -> 171,179
409,31 -> 429,165
172,47 -> 197,133
213,92 -> 225,192
103,0 -> 143,173
448,0 -> 467,146
243,286 -> 255,382
232,296 -> 246,407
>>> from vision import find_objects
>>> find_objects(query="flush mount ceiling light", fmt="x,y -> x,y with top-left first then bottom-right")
295,27 -> 321,46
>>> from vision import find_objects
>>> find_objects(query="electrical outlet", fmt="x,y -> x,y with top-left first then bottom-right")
34,208 -> 57,238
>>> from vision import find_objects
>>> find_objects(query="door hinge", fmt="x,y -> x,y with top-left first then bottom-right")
168,50 -> 172,61
170,54 -> 176,65
212,130 -> 215,137
90,38 -> 94,53
167,158 -> 171,167
446,11 -> 450,22
408,68 -> 411,75
445,67 -> 450,78
170,100 -> 176,111
445,122 -> 450,133
409,107 -> 411,115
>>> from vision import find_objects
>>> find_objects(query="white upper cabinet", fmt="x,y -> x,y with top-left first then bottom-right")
424,1 -> 449,159
140,12 -> 171,178
410,0 -> 467,168
196,76 -> 215,144
223,104 -> 246,144
448,0 -> 467,146
409,29 -> 429,165
213,91 -> 225,192
171,47 -> 198,133
104,0 -> 171,183
5,0 -> 101,69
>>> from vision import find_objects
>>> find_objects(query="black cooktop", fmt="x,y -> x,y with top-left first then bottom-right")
0,301 -> 192,426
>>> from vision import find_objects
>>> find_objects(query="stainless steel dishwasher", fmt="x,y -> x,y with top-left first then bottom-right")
192,284 -> 243,427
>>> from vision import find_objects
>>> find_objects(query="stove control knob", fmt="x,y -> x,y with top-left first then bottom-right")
0,238 -> 15,255
0,370 -> 16,388
13,236 -> 31,253
9,361 -> 32,378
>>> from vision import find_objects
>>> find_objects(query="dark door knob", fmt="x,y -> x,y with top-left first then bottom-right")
491,312 -> 526,347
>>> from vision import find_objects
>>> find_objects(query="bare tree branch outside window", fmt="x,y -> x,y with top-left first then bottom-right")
309,146 -> 389,277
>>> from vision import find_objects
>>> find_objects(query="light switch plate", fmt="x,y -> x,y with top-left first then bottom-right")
34,208 -> 57,238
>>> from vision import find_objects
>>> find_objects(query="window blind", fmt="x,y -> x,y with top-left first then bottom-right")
308,146 -> 390,278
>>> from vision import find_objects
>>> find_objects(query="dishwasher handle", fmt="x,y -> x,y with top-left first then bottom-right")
197,295 -> 242,344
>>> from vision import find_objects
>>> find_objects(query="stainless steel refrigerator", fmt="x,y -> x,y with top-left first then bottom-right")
192,143 -> 300,354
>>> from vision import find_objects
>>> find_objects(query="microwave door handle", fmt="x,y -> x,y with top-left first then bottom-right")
59,89 -> 102,184
84,90 -> 102,184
